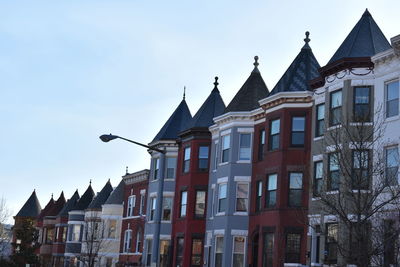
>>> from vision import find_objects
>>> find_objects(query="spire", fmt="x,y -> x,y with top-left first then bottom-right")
213,77 -> 219,89
302,31 -> 311,50
16,190 -> 42,217
71,183 -> 95,211
183,86 -> 186,100
57,190 -> 80,217
252,56 -> 260,73
126,166 -> 129,175
87,180 -> 114,210
105,179 -> 126,205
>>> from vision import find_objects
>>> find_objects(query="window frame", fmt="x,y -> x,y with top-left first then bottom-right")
269,119 -> 280,151
153,158 -> 160,180
255,180 -> 263,212
165,157 -> 176,179
238,133 -> 252,161
232,236 -> 246,267
285,232 -> 301,263
385,146 -> 399,186
291,116 -> 306,147
161,197 -> 173,221
191,238 -> 203,266
183,146 -> 191,173
266,174 -> 277,208
353,86 -> 371,122
325,223 -> 338,264
127,195 -> 136,217
288,172 -> 303,207
149,197 -> 156,221
330,90 -> 342,126
195,190 -> 206,218
123,230 -> 132,253
235,183 -> 249,212
198,145 -> 210,171
313,161 -> 323,197
180,191 -> 187,218
258,129 -> 266,160
214,236 -> 224,267
221,135 -> 231,163
352,150 -> 370,190
218,183 -> 228,213
386,80 -> 399,118
315,103 -> 325,137
328,153 -> 340,191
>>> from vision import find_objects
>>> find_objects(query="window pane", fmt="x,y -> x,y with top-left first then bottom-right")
355,87 -> 369,104
191,239 -> 202,266
199,146 -> 209,158
237,184 -> 249,198
257,181 -> 263,196
216,237 -> 224,252
387,81 -> 399,101
331,91 -> 342,108
240,134 -> 251,147
268,174 -> 277,190
162,197 -> 172,221
261,130 -> 265,144
239,134 -> 251,160
285,233 -> 301,263
271,119 -> 280,135
166,158 -> 176,179
181,191 -> 187,217
292,117 -> 305,131
353,151 -> 369,168
219,184 -> 227,198
195,191 -> 206,216
329,154 -> 339,171
222,135 -> 230,149
234,237 -> 245,253
292,132 -> 305,146
315,161 -> 323,179
317,104 -> 325,120
184,147 -> 191,160
387,147 -> 399,167
290,173 -> 303,189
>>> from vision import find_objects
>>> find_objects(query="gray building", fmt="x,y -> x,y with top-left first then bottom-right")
143,96 -> 192,267
204,58 -> 269,267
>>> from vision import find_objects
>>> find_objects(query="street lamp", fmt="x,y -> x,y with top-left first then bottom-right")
99,133 -> 166,267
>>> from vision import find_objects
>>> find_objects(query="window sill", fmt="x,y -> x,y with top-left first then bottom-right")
313,136 -> 324,141
349,122 -> 373,126
212,169 -> 217,173
385,115 -> 400,123
215,212 -> 225,216
326,190 -> 339,195
218,162 -> 229,166
236,160 -> 251,164
233,212 -> 248,216
164,178 -> 175,182
327,124 -> 342,131
311,197 -> 321,201
161,220 -> 171,223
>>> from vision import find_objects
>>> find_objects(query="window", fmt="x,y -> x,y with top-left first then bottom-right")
266,174 -> 277,208
285,233 -> 301,263
218,184 -> 227,213
316,104 -> 325,137
289,173 -> 303,207
46,228 -> 54,244
136,230 -> 142,253
221,135 -> 230,163
61,226 -> 67,243
384,220 -> 396,267
199,146 -> 209,170
183,147 -> 191,173
313,161 -> 323,196
159,240 -> 170,267
291,117 -> 305,146
352,150 -> 369,189
269,119 -> 280,150
146,239 -> 153,266
258,129 -> 266,160
328,153 -> 340,190
386,146 -> 399,186
166,157 -> 176,179
191,238 -> 203,266
150,198 -> 156,221
108,220 -> 116,238
255,181 -> 262,212
106,258 -> 112,267
123,230 -> 132,253
180,191 -> 187,217
236,183 -> 249,212
127,195 -> 135,217
233,236 -> 245,267
326,224 -> 338,264
153,158 -> 160,180
354,87 -> 370,121
139,194 -> 145,215
195,191 -> 206,218
386,80 -> 399,118
330,90 -> 342,126
215,236 -> 224,267
214,142 -> 219,169
239,133 -> 251,160
69,224 -> 81,242
263,232 -> 274,267
161,197 -> 172,221
176,237 -> 184,267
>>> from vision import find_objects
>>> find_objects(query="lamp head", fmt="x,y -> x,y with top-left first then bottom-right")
99,134 -> 119,143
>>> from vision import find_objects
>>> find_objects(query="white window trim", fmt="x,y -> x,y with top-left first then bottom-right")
235,182 -> 249,213
238,133 -> 252,161
217,183 -> 228,214
231,236 -> 247,267
217,177 -> 228,184
127,195 -> 136,217
123,230 -> 132,253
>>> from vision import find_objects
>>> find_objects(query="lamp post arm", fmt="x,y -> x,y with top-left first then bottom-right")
116,136 -> 165,154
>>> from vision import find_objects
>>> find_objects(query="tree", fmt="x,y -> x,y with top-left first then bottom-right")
313,107 -> 400,267
0,198 -> 11,258
10,218 -> 40,266
78,212 -> 106,267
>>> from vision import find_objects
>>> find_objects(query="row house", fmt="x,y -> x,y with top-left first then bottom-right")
119,169 -> 149,266
205,58 -> 269,267
171,77 -> 225,267
308,9 -> 400,267
143,96 -> 192,267
249,34 -> 319,267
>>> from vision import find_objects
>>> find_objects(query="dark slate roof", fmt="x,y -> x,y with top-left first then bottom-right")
151,99 -> 192,142
186,77 -> 226,129
16,190 -> 42,217
104,179 -> 125,205
327,9 -> 391,64
58,190 -> 80,217
268,32 -> 321,96
224,57 -> 269,113
46,192 -> 66,216
38,196 -> 55,220
87,180 -> 113,209
72,184 -> 95,211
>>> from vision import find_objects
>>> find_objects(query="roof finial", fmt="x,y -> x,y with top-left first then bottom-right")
51,193 -> 53,199
89,179 -> 92,185
254,56 -> 259,68
126,166 -> 129,174
183,86 -> 186,100
304,31 -> 310,44
214,76 -> 219,88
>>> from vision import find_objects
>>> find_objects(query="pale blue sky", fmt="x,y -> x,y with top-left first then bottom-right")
1,1 -> 399,221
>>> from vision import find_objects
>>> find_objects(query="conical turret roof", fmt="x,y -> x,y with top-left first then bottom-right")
105,179 -> 125,205
186,77 -> 225,129
38,195 -> 55,219
16,190 -> 41,217
58,190 -> 80,217
269,32 -> 320,96
152,98 -> 192,142
224,57 -> 269,113
72,183 -> 95,211
46,192 -> 66,216
87,180 -> 113,209
327,9 -> 391,64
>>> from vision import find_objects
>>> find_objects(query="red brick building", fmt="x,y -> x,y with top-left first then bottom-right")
248,34 -> 319,267
119,169 -> 149,265
171,78 -> 225,267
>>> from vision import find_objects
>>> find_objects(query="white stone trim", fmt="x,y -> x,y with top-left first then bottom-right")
145,234 -> 153,240
234,176 -> 251,182
211,183 -> 216,189
233,212 -> 248,216
217,177 -> 228,184
324,215 -> 338,223
163,192 -> 175,197
237,128 -> 254,133
236,160 -> 251,164
313,136 -> 324,142
231,229 -> 248,236
312,154 -> 323,162
220,129 -> 232,136
159,235 -> 171,240
255,118 -> 266,124
214,229 -> 225,235
265,102 -> 313,114
149,192 -> 157,197
140,189 -> 146,195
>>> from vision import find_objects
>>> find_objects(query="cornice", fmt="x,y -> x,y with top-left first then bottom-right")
123,169 -> 149,185
259,91 -> 313,112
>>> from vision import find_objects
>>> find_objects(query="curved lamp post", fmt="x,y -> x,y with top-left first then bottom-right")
99,133 -> 166,267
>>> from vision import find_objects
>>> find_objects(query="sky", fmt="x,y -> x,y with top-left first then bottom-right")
0,1 -> 399,223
